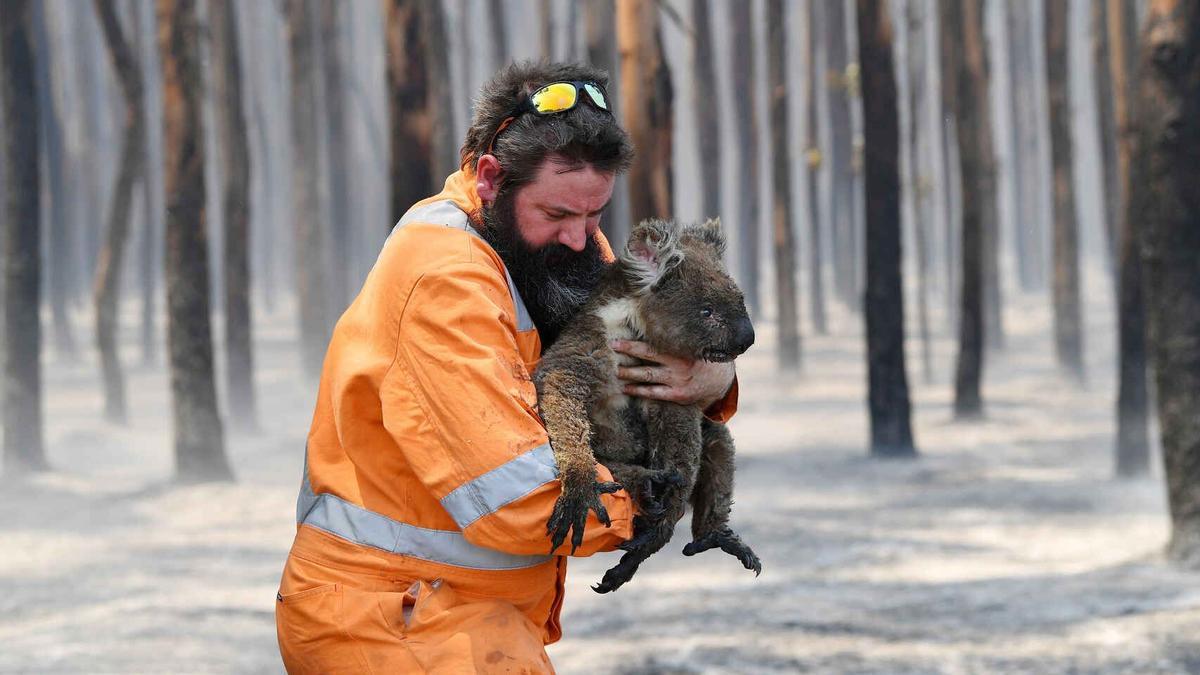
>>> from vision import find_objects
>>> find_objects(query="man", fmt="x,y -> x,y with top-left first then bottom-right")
276,62 -> 738,673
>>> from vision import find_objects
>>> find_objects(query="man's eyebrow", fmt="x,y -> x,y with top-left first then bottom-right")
543,200 -> 612,217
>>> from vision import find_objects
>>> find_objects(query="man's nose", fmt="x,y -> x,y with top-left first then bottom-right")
558,223 -> 587,252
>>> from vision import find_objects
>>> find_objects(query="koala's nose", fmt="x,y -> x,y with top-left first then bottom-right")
733,316 -> 755,354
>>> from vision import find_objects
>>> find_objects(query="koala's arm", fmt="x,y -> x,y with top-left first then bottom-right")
534,325 -> 613,485
385,262 -> 633,557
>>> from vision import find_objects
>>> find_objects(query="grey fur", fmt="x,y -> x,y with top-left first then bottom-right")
534,218 -> 761,592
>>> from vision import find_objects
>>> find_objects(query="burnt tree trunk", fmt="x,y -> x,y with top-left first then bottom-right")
858,0 -> 915,457
1094,0 -> 1120,275
805,0 -> 827,335
136,0 -> 161,367
617,0 -> 674,222
487,0 -> 508,67
1006,0 -> 1043,291
422,1 -> 455,182
287,0 -> 330,380
93,0 -> 144,425
1046,0 -> 1085,381
951,0 -> 987,419
767,0 -> 800,371
585,0 -> 631,247
1135,0 -> 1200,566
158,0 -> 232,483
540,0 -> 553,59
730,0 -> 760,316
384,0 -> 435,226
692,0 -> 720,224
905,0 -> 932,383
1,0 -> 46,474
1108,0 -> 1149,477
211,0 -> 257,431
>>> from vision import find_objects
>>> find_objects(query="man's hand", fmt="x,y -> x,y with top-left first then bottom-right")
610,339 -> 735,408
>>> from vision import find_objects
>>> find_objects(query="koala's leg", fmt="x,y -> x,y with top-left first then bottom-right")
592,403 -> 700,594
604,462 -> 687,519
682,420 -> 761,575
535,359 -> 622,555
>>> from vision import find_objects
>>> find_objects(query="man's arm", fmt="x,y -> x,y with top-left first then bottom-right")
383,261 -> 633,557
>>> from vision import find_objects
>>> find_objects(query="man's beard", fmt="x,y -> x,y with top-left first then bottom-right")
479,190 -> 606,348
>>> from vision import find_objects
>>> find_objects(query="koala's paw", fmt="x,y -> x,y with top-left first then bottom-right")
591,550 -> 642,594
682,527 -> 762,576
637,468 -> 687,519
547,477 -> 623,555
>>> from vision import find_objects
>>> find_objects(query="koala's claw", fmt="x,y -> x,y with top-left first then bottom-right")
682,527 -> 762,576
547,479 -> 623,555
616,514 -> 660,552
636,468 -> 686,519
591,552 -> 641,594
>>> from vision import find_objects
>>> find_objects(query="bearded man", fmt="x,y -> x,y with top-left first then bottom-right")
275,62 -> 738,673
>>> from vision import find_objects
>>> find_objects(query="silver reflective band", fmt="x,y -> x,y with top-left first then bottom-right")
390,200 -> 534,332
440,443 -> 558,529
296,464 -> 553,571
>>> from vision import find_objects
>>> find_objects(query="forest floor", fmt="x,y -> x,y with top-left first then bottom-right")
2,284 -> 1199,674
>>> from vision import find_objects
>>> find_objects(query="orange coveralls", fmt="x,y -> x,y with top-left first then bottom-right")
276,170 -> 737,673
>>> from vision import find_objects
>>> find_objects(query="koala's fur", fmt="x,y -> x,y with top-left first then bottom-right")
533,218 -> 760,593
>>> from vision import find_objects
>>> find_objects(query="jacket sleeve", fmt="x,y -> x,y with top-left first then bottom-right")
383,260 -> 633,557
702,376 -> 739,424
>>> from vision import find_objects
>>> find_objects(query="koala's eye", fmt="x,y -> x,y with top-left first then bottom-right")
700,307 -> 714,318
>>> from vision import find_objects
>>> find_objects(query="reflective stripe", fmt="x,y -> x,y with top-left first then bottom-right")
440,443 -> 558,529
296,457 -> 554,571
390,200 -> 534,332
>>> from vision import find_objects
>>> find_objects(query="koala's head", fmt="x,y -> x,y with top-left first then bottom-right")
619,218 -> 755,362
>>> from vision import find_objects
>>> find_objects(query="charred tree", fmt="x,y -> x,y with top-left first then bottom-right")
730,0 -> 761,316
1,0 -> 46,474
92,0 -> 145,425
858,0 -> 915,457
585,0 -> 631,247
158,0 -> 232,482
211,0 -> 257,431
1006,0 -> 1044,291
950,0 -> 988,419
286,0 -> 331,380
540,0 -> 553,59
692,0 -> 720,224
422,1 -> 455,181
1108,0 -> 1149,477
805,0 -> 827,335
1136,0 -> 1200,566
135,0 -> 161,367
767,0 -> 800,371
384,0 -> 434,226
617,0 -> 674,222
487,0 -> 509,67
1046,0 -> 1085,381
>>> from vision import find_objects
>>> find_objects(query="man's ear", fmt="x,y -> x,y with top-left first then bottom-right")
476,155 -> 503,204
620,219 -> 685,294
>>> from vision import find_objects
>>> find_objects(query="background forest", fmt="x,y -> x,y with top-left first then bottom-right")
1,0 -> 1198,672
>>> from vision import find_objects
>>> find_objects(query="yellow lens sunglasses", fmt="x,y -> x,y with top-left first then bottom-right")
485,81 -> 612,155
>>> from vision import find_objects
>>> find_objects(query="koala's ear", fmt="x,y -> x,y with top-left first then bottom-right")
695,217 -> 727,257
621,219 -> 685,294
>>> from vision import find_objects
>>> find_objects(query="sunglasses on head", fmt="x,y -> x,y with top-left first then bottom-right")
485,81 -> 612,156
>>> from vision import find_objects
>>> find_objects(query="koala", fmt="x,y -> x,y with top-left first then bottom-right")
533,218 -> 761,593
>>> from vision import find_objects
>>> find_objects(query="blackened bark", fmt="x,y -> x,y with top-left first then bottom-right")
1,0 -> 46,474
1046,0 -> 1085,381
858,0 -> 915,457
806,0 -> 827,335
730,0 -> 760,316
617,0 -> 674,222
951,0 -> 986,419
766,0 -> 800,371
540,0 -> 553,59
1108,0 -> 1149,477
93,0 -> 144,425
158,0 -> 232,482
692,0 -> 720,224
211,0 -> 257,431
487,0 -> 508,67
384,0 -> 435,226
135,0 -> 160,367
1006,0 -> 1044,291
1135,0 -> 1200,566
422,1 -> 455,182
584,0 -> 631,247
287,0 -> 331,380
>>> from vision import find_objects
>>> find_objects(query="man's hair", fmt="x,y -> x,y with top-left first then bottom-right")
459,61 -> 634,192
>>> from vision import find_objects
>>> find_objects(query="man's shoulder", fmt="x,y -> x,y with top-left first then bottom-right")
378,220 -> 504,282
